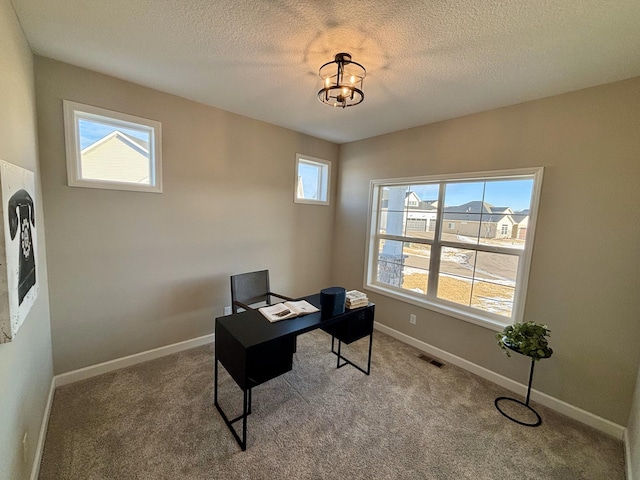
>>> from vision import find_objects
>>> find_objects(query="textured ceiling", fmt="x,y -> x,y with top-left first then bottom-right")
11,0 -> 640,143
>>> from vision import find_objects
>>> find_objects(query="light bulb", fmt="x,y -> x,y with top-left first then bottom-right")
325,77 -> 330,87
350,75 -> 355,84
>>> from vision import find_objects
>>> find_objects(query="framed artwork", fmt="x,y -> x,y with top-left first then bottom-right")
0,160 -> 39,343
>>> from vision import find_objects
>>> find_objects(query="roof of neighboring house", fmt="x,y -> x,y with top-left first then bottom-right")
443,212 -> 513,223
127,135 -> 149,151
511,209 -> 530,223
443,201 -> 515,224
81,130 -> 149,157
444,201 -> 494,214
491,206 -> 513,214
380,197 -> 523,223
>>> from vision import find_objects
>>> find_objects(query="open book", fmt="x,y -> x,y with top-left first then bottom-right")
258,300 -> 319,323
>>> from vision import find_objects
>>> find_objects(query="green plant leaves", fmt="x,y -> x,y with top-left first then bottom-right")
496,321 -> 553,360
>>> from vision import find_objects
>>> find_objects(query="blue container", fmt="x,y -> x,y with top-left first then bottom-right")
320,287 -> 346,318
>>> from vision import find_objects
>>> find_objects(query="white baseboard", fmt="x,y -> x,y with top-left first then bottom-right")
31,376 -> 55,480
624,428 -> 634,480
373,322 -> 625,440
55,333 -> 214,387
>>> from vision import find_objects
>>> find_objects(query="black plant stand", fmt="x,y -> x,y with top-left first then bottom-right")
495,345 -> 549,427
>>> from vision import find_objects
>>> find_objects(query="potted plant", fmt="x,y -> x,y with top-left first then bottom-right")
496,321 -> 553,360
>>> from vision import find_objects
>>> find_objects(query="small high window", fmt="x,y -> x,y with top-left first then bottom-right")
63,100 -> 162,193
294,154 -> 330,205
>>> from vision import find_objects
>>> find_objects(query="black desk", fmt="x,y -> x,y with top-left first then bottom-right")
214,293 -> 375,450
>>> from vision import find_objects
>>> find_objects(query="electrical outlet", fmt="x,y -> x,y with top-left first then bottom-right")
409,313 -> 416,325
223,306 -> 232,316
22,431 -> 28,463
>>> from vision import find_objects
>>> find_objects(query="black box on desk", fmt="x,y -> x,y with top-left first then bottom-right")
320,287 -> 346,318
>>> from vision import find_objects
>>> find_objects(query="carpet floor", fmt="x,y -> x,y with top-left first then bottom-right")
39,330 -> 625,479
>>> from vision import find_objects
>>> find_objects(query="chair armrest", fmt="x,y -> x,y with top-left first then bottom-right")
233,300 -> 253,311
269,292 -> 295,301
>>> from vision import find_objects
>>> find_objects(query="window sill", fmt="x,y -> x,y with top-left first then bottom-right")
68,178 -> 162,193
365,283 -> 511,332
294,197 -> 329,205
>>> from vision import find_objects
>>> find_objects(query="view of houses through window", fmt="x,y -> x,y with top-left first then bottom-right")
367,169 -> 542,328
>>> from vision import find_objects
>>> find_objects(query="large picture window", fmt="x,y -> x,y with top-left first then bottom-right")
365,168 -> 543,330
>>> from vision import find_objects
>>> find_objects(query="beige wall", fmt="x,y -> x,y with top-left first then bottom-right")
34,57 -> 338,374
334,77 -> 640,426
0,1 -> 53,479
628,364 -> 640,479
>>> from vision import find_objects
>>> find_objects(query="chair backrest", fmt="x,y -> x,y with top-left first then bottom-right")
231,270 -> 271,313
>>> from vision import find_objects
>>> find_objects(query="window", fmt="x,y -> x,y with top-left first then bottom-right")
63,100 -> 162,193
365,168 -> 543,330
294,154 -> 330,205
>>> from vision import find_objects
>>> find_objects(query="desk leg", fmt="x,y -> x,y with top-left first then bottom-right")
241,389 -> 248,450
214,357 -> 251,450
331,332 -> 373,376
366,331 -> 373,374
214,355 -> 219,404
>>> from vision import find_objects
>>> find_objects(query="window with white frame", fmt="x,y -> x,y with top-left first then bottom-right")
63,100 -> 162,193
365,168 -> 543,330
294,154 -> 330,205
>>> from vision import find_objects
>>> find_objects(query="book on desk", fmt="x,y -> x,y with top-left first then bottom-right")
345,290 -> 369,309
258,300 -> 319,322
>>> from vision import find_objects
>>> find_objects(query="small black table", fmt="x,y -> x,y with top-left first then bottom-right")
494,343 -> 550,427
214,293 -> 375,450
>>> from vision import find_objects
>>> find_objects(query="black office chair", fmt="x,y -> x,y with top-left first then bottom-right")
230,270 -> 293,314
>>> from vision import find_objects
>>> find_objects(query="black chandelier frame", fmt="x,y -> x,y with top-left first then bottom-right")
317,52 -> 366,108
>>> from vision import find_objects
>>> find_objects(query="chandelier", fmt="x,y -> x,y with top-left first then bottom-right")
317,52 -> 366,108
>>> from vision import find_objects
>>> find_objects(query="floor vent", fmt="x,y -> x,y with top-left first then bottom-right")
418,354 -> 445,368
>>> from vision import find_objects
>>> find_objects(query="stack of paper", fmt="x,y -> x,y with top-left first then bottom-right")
346,290 -> 368,309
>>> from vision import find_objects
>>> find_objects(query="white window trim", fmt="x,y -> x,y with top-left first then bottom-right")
63,100 -> 163,193
363,167 -> 544,331
294,154 -> 331,205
